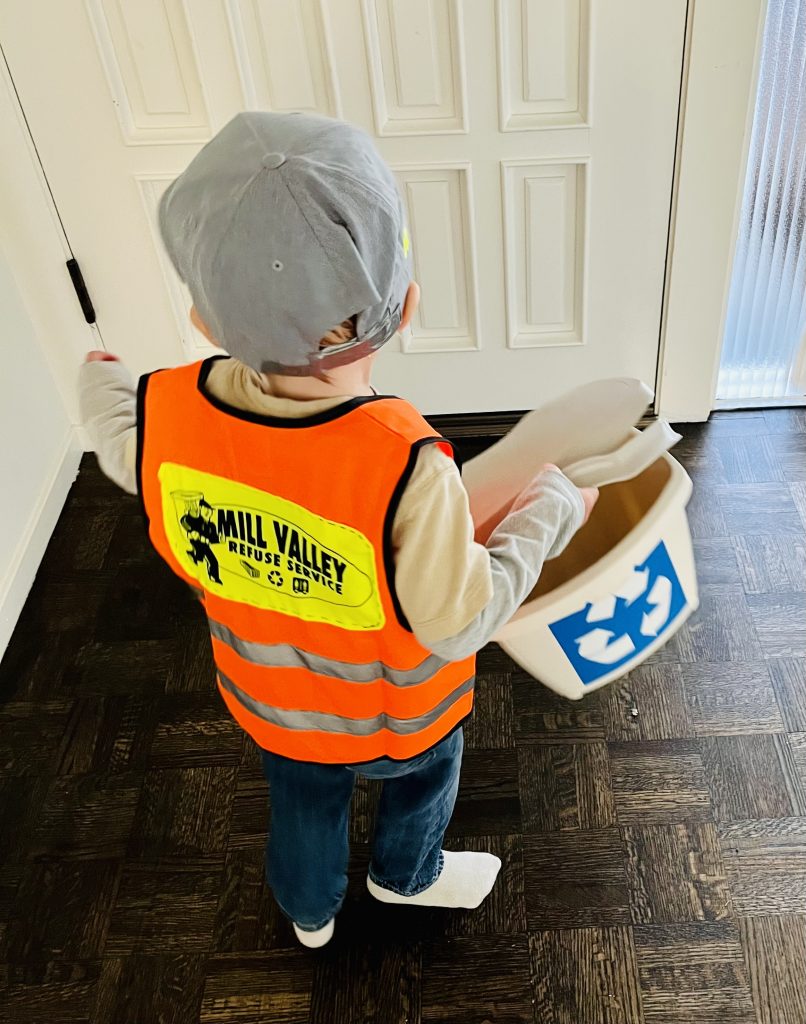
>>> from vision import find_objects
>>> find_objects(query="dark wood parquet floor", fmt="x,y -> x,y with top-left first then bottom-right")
2,409 -> 806,1024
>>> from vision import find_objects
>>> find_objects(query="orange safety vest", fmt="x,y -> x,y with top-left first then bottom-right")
137,357 -> 476,763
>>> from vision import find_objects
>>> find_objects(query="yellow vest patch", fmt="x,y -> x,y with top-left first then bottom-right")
159,462 -> 385,631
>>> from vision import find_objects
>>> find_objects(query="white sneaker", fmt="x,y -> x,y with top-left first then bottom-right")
292,918 -> 335,948
367,850 -> 501,909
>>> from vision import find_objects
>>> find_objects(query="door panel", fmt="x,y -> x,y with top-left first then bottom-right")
0,0 -> 687,413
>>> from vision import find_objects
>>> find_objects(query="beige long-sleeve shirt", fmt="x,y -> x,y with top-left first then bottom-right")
79,357 -> 584,656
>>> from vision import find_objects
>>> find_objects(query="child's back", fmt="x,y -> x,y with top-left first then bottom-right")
79,111 -> 594,947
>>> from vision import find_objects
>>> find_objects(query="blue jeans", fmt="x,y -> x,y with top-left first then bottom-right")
260,727 -> 464,930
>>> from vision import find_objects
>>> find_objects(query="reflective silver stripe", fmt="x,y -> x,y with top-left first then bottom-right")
209,618 -> 450,687
217,670 -> 474,737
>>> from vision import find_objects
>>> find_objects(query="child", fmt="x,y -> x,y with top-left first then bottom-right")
79,112 -> 597,948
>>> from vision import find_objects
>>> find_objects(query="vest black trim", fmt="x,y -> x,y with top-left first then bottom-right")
135,369 -> 163,529
195,356 -> 391,428
382,435 -> 455,632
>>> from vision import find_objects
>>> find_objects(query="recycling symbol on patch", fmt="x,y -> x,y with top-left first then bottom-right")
548,540 -> 688,686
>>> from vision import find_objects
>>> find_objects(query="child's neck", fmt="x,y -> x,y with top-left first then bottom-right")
261,354 -> 375,401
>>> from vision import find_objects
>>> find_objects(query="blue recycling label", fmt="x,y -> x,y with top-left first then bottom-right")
548,540 -> 688,686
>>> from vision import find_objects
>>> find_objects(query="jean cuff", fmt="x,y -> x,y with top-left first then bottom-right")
368,850 -> 444,897
276,896 -> 342,932
294,916 -> 335,932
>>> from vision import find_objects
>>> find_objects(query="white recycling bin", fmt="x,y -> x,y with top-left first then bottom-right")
463,379 -> 699,700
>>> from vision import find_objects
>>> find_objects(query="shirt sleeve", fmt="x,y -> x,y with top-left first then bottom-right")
393,446 -> 585,659
78,360 -> 138,494
392,444 -> 495,644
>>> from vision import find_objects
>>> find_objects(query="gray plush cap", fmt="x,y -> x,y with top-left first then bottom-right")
158,111 -> 412,375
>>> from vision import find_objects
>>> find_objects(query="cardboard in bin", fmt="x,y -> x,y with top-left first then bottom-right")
463,379 -> 699,700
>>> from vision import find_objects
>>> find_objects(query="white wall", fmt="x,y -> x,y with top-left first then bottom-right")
0,245 -> 82,653
0,51 -> 88,655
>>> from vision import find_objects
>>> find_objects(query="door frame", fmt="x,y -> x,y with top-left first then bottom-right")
657,0 -> 768,422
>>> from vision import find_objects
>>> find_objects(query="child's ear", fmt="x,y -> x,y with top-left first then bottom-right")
400,281 -> 420,330
190,305 -> 218,345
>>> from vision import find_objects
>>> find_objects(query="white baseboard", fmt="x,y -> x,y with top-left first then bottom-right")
0,429 -> 83,657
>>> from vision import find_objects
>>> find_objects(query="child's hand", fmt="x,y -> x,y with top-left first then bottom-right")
85,350 -> 120,362
579,486 -> 599,525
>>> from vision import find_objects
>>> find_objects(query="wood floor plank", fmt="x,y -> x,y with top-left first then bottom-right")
164,619 -> 220,695
421,935 -> 533,1024
227,767 -> 270,851
717,484 -> 805,536
687,486 -> 729,539
0,700 -> 74,776
784,734 -> 806,813
633,921 -> 756,1024
0,631 -> 83,704
519,742 -> 616,832
127,766 -> 237,860
670,585 -> 763,663
71,639 -> 174,698
623,823 -> 731,924
745,593 -> 806,659
106,862 -> 223,955
447,748 -> 521,837
601,664 -> 693,742
703,412 -> 769,438
702,735 -> 798,821
718,818 -> 806,915
737,915 -> 806,1024
462,671 -> 514,750
692,537 -> 743,586
1,960 -> 103,1023
94,565 -> 188,644
608,740 -> 712,825
512,670 -> 605,744
27,772 -> 143,862
718,436 -> 783,485
763,408 -> 806,433
522,829 -> 630,929
681,662 -> 785,735
92,954 -> 206,1024
45,506 -> 119,573
0,774 -> 50,866
766,432 -> 806,481
211,847 -> 290,953
529,926 -> 643,1024
5,861 -> 120,963
732,535 -> 806,594
200,951 -> 313,1024
150,694 -> 244,768
790,481 -> 806,532
309,933 -> 422,1024
673,429 -> 729,486
769,659 -> 806,730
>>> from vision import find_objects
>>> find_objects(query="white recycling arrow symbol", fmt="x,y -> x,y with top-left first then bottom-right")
575,628 -> 636,664
573,565 -> 674,666
640,575 -> 673,637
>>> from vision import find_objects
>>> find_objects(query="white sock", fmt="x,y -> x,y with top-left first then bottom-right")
367,850 -> 502,909
293,918 -> 335,948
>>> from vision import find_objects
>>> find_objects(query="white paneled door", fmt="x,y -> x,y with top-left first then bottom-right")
0,1 -> 687,414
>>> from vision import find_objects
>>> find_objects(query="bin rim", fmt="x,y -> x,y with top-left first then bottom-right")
503,451 -> 693,627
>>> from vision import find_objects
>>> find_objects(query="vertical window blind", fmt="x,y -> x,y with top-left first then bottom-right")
718,0 -> 806,401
